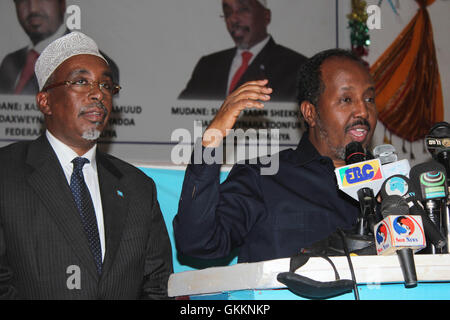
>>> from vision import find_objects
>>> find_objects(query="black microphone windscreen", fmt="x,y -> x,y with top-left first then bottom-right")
428,122 -> 450,138
380,174 -> 411,200
409,160 -> 448,202
345,141 -> 366,165
381,195 -> 409,218
426,122 -> 450,161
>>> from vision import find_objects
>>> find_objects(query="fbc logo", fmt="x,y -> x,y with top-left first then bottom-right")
338,159 -> 383,187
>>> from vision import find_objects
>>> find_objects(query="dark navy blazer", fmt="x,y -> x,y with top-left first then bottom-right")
173,132 -> 361,263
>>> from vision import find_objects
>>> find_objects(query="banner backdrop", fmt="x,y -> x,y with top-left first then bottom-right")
0,0 -> 338,164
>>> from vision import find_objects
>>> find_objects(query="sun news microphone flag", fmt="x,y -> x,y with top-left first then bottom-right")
374,195 -> 426,288
374,214 -> 426,255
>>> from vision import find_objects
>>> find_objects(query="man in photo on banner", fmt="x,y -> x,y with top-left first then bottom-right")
0,0 -> 119,95
178,0 -> 307,102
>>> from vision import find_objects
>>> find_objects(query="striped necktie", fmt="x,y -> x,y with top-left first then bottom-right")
14,49 -> 39,94
70,157 -> 102,275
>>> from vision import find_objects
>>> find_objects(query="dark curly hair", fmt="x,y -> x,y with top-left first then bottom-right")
296,49 -> 368,129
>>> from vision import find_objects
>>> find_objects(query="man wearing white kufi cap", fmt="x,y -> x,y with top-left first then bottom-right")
179,0 -> 307,102
0,31 -> 173,299
35,31 -> 109,91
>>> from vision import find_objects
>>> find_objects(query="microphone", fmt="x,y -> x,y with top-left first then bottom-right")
425,123 -> 450,254
342,142 -> 379,235
374,195 -> 426,288
373,144 -> 397,164
373,144 -> 410,178
346,141 -> 369,163
426,122 -> 450,179
336,143 -> 385,202
336,143 -> 410,204
379,174 -> 447,251
410,160 -> 449,253
333,142 -> 381,253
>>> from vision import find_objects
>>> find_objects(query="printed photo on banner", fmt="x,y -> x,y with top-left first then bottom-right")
0,0 -> 338,163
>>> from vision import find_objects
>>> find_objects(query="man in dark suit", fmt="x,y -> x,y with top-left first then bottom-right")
0,0 -> 119,95
0,31 -> 172,299
178,0 -> 307,102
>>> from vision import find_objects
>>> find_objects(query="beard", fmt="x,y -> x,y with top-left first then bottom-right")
229,24 -> 251,49
78,102 -> 108,141
316,112 -> 346,161
82,128 -> 101,141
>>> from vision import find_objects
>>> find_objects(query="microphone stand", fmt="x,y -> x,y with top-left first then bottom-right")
424,200 -> 445,254
444,203 -> 450,253
435,150 -> 450,253
436,151 -> 450,183
357,188 -> 376,236
330,188 -> 376,255
336,142 -> 377,254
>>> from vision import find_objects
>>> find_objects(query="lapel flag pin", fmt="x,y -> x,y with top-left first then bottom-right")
117,190 -> 124,197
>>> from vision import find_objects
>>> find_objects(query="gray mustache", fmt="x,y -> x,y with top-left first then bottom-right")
78,103 -> 108,120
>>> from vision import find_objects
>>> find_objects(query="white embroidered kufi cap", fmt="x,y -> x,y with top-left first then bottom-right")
35,31 -> 108,90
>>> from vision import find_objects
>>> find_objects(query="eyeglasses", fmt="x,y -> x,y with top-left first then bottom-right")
42,79 -> 121,96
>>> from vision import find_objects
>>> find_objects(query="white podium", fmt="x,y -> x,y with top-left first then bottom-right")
168,254 -> 450,300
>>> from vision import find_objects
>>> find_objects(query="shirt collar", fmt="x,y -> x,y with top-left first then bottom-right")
289,131 -> 333,167
236,35 -> 271,62
46,130 -> 97,171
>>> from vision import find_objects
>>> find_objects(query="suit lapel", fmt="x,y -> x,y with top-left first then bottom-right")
239,37 -> 276,86
217,48 -> 237,96
25,136 -> 99,279
96,153 -> 129,278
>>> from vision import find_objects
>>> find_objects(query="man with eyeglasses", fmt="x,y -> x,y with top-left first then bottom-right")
0,32 -> 173,299
0,0 -> 119,95
178,0 -> 307,102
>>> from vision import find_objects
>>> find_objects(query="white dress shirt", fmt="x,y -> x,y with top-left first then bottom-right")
226,35 -> 271,94
46,130 -> 106,261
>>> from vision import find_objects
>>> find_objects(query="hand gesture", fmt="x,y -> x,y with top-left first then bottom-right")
203,79 -> 272,147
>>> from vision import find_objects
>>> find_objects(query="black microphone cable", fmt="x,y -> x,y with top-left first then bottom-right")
337,228 -> 360,300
